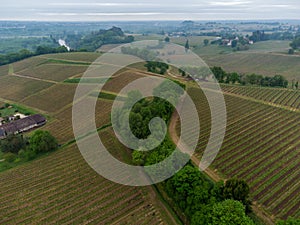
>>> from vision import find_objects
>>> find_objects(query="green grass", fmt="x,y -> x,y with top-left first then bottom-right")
64,77 -> 109,84
41,58 -> 91,66
0,103 -> 37,117
90,91 -> 127,101
0,106 -> 17,117
248,40 -> 290,53
8,64 -> 13,75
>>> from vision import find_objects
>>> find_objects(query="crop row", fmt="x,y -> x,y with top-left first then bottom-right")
184,87 -> 300,220
221,84 -> 300,109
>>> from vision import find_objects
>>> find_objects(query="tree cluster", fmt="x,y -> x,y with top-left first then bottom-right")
121,46 -> 169,75
211,66 -> 288,88
145,62 -> 169,75
113,80 -> 187,179
66,27 -> 134,52
121,46 -> 158,61
179,66 -> 211,81
0,46 -> 68,66
290,36 -> 300,50
0,130 -> 58,164
250,31 -> 294,43
165,165 -> 254,224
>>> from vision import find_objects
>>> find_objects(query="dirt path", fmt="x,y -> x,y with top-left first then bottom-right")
11,73 -> 58,84
168,99 -> 275,225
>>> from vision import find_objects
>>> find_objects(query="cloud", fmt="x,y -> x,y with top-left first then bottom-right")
48,3 -> 159,7
209,1 -> 252,6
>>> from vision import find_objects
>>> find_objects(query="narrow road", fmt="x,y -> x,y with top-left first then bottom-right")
12,73 -> 58,84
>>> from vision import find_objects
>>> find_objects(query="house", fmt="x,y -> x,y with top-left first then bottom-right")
0,114 -> 46,139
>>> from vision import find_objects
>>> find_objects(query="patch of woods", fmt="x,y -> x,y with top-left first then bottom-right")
178,66 -> 289,88
289,35 -> 300,54
211,66 -> 289,88
0,46 -> 69,66
166,166 -> 254,225
0,27 -> 134,66
66,26 -> 134,52
0,130 -> 58,170
112,80 -> 186,169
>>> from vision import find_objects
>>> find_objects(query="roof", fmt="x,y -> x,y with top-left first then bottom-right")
0,114 -> 46,135
30,114 -> 46,124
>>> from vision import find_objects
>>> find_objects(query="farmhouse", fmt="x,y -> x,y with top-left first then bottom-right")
0,114 -> 46,139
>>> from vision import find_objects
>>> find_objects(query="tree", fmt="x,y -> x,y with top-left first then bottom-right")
164,36 -> 170,42
288,48 -> 294,55
295,81 -> 299,89
290,36 -> 300,50
185,39 -> 190,52
29,130 -> 58,153
231,40 -> 238,48
203,39 -> 209,46
221,178 -> 252,212
0,134 -> 27,154
276,217 -> 300,225
192,200 -> 255,225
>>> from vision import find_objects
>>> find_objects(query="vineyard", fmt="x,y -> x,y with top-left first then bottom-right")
221,84 -> 300,110
0,136 -> 175,224
0,51 -> 299,223
18,64 -> 89,82
177,87 -> 300,220
44,98 -> 113,144
0,75 -> 54,102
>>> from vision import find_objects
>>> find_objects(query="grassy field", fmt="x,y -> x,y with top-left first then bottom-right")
247,40 -> 290,53
176,86 -> 300,220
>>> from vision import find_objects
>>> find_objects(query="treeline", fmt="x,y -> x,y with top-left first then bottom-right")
0,131 -> 58,169
166,166 -> 254,225
66,26 -> 134,52
211,66 -> 288,88
290,36 -> 300,50
0,45 -> 69,66
121,46 -> 158,61
250,30 -> 294,43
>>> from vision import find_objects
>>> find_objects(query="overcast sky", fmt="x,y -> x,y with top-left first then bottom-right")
1,0 -> 300,21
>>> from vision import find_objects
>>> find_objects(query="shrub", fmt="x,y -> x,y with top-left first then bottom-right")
3,152 -> 17,163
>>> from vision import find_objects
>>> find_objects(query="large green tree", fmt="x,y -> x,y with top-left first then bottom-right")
276,217 -> 300,225
29,130 -> 58,153
221,178 -> 252,212
191,200 -> 255,225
